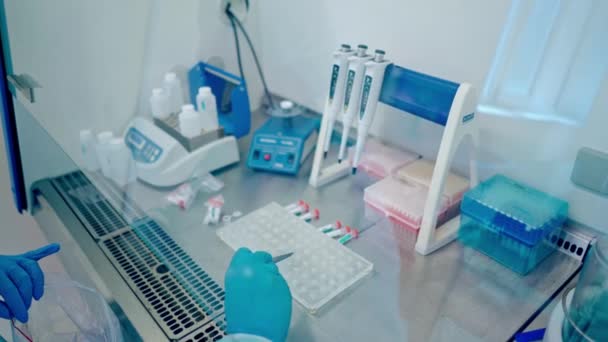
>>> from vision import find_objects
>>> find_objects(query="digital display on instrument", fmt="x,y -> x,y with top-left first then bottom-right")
125,127 -> 163,163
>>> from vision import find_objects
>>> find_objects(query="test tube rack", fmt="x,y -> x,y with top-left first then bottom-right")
217,202 -> 373,314
309,55 -> 480,256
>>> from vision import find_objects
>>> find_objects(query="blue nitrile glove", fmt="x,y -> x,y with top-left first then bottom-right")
0,243 -> 60,323
225,247 -> 292,342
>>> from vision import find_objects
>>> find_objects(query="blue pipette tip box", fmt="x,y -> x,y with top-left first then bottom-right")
458,174 -> 568,275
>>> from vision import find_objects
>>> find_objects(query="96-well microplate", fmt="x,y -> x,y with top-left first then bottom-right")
217,202 -> 373,313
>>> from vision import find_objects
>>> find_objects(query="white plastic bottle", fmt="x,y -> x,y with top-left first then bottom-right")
107,138 -> 131,187
80,129 -> 99,171
179,104 -> 202,138
195,86 -> 219,130
163,72 -> 183,114
95,131 -> 114,178
149,88 -> 170,119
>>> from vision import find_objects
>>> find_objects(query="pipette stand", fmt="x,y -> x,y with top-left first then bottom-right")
308,110 -> 351,188
310,61 -> 480,255
415,84 -> 479,255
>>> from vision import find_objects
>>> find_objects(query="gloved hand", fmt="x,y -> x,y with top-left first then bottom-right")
225,248 -> 292,342
0,243 -> 60,323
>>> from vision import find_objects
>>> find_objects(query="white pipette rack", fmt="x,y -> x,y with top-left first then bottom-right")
309,58 -> 480,256
217,202 -> 373,313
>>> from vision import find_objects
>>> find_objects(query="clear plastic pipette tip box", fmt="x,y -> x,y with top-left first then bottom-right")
458,174 -> 569,275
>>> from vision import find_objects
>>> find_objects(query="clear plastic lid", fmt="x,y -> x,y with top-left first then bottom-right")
348,138 -> 420,179
395,159 -> 469,205
461,174 -> 568,246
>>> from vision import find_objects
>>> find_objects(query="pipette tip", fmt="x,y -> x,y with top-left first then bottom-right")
324,151 -> 328,159
352,167 -> 357,175
338,159 -> 342,164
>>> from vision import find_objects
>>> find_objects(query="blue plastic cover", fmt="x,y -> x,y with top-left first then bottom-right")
188,62 -> 251,138
379,64 -> 459,126
461,174 -> 569,246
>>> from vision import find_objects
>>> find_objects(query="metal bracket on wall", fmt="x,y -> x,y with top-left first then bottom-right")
7,73 -> 40,103
550,223 -> 596,262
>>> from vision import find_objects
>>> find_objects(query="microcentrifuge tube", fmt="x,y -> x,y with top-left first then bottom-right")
318,224 -> 335,233
339,234 -> 353,245
339,228 -> 360,244
300,209 -> 320,221
325,229 -> 345,238
289,202 -> 309,215
284,200 -> 304,212
318,220 -> 343,233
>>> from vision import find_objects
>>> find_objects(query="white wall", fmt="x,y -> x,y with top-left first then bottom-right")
5,1 -> 606,231
5,0 -> 150,161
5,0 -> 265,184
134,0 -> 265,119
254,0 -> 608,231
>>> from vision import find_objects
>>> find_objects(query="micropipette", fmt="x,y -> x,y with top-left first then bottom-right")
338,45 -> 373,163
272,252 -> 294,263
322,44 -> 355,159
352,50 -> 391,174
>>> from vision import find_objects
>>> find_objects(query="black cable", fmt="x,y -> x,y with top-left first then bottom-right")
228,15 -> 245,80
226,8 -> 276,109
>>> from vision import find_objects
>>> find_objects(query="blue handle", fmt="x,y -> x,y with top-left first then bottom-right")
515,328 -> 546,342
379,64 -> 460,126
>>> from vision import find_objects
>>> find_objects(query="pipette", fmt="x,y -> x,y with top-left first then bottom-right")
272,252 -> 294,263
322,44 -> 355,158
338,45 -> 373,163
352,50 -> 391,174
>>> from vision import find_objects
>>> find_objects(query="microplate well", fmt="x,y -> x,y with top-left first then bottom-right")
217,203 -> 374,314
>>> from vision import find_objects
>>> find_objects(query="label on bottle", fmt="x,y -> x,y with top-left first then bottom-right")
359,75 -> 373,120
344,69 -> 356,110
328,64 -> 340,104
